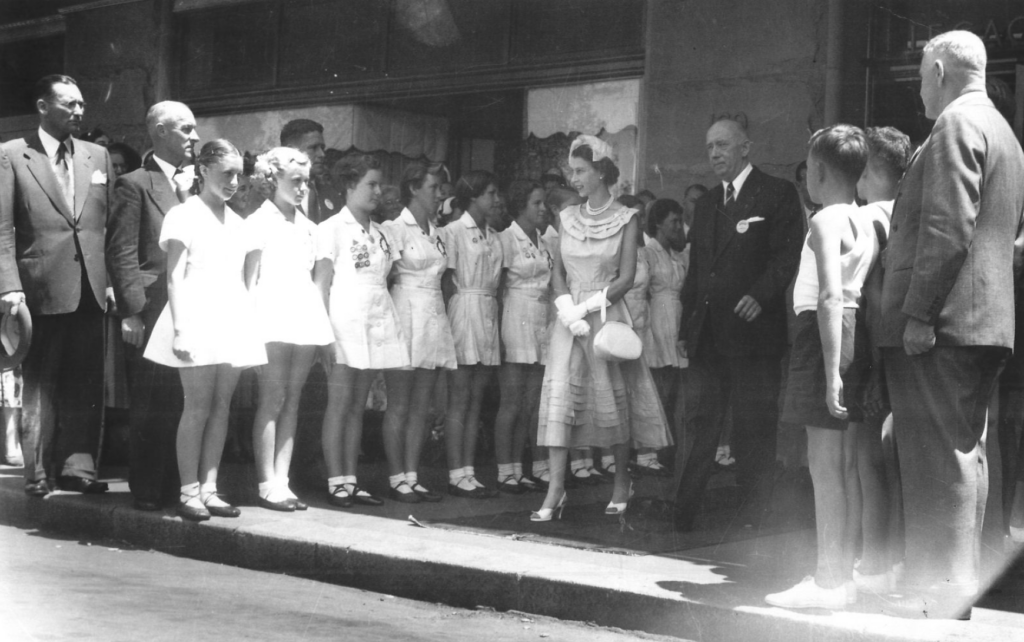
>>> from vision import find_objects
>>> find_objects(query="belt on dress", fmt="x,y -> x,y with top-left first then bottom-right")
458,288 -> 497,297
505,286 -> 550,303
394,281 -> 441,291
573,280 -> 612,291
650,291 -> 682,301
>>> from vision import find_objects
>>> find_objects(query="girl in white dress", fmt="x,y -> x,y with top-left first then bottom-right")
144,139 -> 267,521
380,162 -> 456,504
442,170 -> 504,499
314,154 -> 409,508
245,147 -> 334,512
493,181 -> 552,494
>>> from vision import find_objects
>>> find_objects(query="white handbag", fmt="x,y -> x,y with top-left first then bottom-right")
592,289 -> 642,362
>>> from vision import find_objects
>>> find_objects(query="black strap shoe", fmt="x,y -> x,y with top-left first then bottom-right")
57,476 -> 108,494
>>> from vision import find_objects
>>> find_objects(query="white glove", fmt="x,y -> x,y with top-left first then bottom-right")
568,319 -> 591,337
555,291 -> 607,328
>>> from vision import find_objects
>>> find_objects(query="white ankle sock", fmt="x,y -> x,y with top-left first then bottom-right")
389,472 -> 407,489
449,468 -> 464,485
328,475 -> 346,493
180,482 -> 200,505
258,480 -> 275,499
200,482 -> 228,507
405,471 -> 419,487
279,477 -> 297,499
465,466 -> 484,487
512,463 -> 524,479
533,460 -> 549,476
638,452 -> 657,465
497,463 -> 515,479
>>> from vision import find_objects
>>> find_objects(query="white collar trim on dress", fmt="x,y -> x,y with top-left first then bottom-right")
399,207 -> 435,233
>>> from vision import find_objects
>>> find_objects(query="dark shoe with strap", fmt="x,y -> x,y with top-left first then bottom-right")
176,501 -> 211,522
411,483 -> 443,503
289,498 -> 308,511
328,485 -> 353,508
258,496 -> 296,512
348,484 -> 384,506
205,502 -> 241,518
57,476 -> 108,494
520,475 -> 548,492
388,482 -> 422,504
496,475 -> 525,494
447,483 -> 494,499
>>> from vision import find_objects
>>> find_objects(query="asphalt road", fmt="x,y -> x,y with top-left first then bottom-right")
0,523 -> 681,642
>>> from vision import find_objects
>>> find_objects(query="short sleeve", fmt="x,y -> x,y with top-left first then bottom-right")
498,228 -> 515,268
158,203 -> 192,251
382,219 -> 405,254
441,225 -> 458,270
315,217 -> 337,262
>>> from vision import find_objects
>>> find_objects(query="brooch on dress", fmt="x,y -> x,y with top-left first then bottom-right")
434,235 -> 447,258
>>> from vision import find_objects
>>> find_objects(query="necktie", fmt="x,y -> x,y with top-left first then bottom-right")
725,182 -> 735,205
172,167 -> 189,203
55,141 -> 74,214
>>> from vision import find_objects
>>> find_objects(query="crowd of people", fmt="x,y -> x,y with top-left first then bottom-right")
2,28 -> 1024,621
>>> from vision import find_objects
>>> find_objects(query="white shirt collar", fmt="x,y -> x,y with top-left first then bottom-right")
400,207 -> 435,233
458,212 -> 479,229
38,127 -> 73,159
721,162 -> 753,203
151,154 -> 180,188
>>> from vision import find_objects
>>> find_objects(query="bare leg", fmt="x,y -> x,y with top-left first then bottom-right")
445,368 -> 473,472
176,366 -> 218,487
405,368 -> 439,474
462,365 -> 494,467
514,365 -> 543,472
197,365 -> 242,489
383,369 -> 414,478
853,420 -> 890,575
253,344 -> 290,485
495,363 -> 526,466
276,345 -> 315,480
538,445 -> 568,510
323,364 -> 375,479
610,442 -> 632,504
806,425 -> 855,589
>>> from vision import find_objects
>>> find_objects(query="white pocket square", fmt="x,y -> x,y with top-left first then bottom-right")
91,170 -> 107,185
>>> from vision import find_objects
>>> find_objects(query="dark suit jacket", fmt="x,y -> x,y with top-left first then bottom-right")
879,91 -> 1024,349
0,133 -> 113,315
680,165 -> 803,358
106,156 -> 180,318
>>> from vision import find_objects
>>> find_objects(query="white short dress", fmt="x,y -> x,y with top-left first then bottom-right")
246,200 -> 334,346
317,207 -> 409,370
644,237 -> 687,368
442,212 -> 503,366
144,196 -> 267,368
498,221 -> 552,365
383,208 -> 457,370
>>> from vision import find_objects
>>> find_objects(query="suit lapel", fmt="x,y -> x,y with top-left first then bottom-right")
144,158 -> 178,215
72,140 -> 94,219
711,169 -> 763,267
23,133 -> 74,224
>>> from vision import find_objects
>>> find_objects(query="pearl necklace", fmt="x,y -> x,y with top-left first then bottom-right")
584,195 -> 613,217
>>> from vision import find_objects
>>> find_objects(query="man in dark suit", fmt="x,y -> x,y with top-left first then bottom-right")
280,119 -> 340,224
0,75 -> 114,496
879,31 -> 1024,618
106,101 -> 198,511
670,116 -> 803,531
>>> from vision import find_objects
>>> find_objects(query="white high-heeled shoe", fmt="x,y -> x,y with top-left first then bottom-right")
530,492 -> 567,522
605,482 -> 635,515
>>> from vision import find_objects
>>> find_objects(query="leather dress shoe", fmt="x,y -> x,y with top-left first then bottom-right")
133,498 -> 162,511
289,498 -> 308,511
258,496 -> 296,512
176,502 -> 211,522
388,482 -> 421,504
24,480 -> 50,497
349,485 -> 384,506
496,475 -> 525,494
447,483 -> 495,499
411,483 -> 443,503
57,476 -> 108,494
328,486 -> 354,508
205,502 -> 241,518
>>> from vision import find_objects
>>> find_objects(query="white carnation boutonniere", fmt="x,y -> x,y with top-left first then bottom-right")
172,165 -> 196,192
91,170 -> 107,185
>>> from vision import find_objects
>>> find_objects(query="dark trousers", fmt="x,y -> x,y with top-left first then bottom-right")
670,346 -> 782,529
884,346 -> 1008,594
127,301 -> 182,503
20,296 -> 104,482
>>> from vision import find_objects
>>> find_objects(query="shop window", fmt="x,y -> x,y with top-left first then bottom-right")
279,0 -> 387,86
510,0 -> 644,63
179,1 -> 278,94
388,0 -> 511,75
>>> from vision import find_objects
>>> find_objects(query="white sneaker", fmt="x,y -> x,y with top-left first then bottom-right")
765,576 -> 848,609
853,568 -> 895,593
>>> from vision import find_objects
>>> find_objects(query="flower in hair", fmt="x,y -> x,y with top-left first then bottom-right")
569,134 -> 615,164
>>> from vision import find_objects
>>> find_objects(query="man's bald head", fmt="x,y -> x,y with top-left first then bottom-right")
919,30 -> 988,119
706,117 -> 751,182
146,101 -> 198,167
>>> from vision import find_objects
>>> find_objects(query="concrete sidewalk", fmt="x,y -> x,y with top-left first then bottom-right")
1,462 -> 1022,642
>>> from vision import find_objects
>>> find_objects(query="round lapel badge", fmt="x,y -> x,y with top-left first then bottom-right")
324,198 -> 334,211
736,219 -> 749,234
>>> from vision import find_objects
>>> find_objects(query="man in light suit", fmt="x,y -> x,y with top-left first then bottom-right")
880,31 -> 1024,618
106,101 -> 198,511
671,117 -> 803,531
0,75 -> 114,496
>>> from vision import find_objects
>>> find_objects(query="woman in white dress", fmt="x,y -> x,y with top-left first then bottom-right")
380,162 -> 456,504
493,180 -> 552,494
144,139 -> 267,521
532,136 -> 672,521
442,170 -> 504,499
314,154 -> 409,508
245,147 -> 334,511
